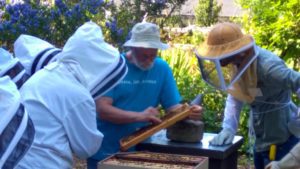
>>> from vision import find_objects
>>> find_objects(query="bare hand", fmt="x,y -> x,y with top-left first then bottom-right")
188,105 -> 203,120
137,107 -> 162,124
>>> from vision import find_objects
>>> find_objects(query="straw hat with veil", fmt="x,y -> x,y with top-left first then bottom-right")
195,22 -> 259,103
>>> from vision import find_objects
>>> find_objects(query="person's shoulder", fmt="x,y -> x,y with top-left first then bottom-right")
257,47 -> 284,67
257,47 -> 282,62
256,46 -> 288,77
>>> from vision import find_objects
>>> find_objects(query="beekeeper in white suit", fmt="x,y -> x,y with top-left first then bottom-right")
0,48 -> 34,169
14,34 -> 62,77
195,22 -> 300,169
0,35 -> 61,169
16,21 -> 127,169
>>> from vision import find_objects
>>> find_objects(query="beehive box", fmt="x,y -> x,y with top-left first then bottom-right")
98,151 -> 208,169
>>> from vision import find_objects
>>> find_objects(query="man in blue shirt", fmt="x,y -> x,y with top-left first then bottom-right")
87,21 -> 203,168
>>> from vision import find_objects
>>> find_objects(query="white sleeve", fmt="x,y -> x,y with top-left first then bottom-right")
289,142 -> 300,166
278,142 -> 300,168
222,94 -> 244,134
64,100 -> 103,159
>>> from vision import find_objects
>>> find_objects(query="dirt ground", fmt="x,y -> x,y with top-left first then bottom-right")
72,155 -> 255,169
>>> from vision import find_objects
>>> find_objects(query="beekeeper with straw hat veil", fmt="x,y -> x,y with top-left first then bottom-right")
195,22 -> 300,169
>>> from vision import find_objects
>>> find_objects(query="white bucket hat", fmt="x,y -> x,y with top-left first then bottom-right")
123,22 -> 169,50
14,35 -> 62,76
56,21 -> 128,99
0,48 -> 26,88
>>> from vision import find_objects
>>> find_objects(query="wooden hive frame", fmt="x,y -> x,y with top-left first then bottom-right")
120,103 -> 191,151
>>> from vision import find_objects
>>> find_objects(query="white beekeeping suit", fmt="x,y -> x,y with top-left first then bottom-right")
16,21 -> 127,169
0,76 -> 34,169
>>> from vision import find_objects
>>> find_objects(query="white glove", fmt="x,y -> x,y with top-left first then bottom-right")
265,146 -> 300,169
265,161 -> 280,169
209,128 -> 235,145
278,152 -> 300,169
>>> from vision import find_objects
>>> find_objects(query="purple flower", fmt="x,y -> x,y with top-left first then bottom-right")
64,10 -> 72,18
18,24 -> 27,32
0,0 -> 6,8
105,21 -> 110,28
155,0 -> 166,4
55,0 -> 68,12
5,5 -> 14,15
105,0 -> 114,7
0,23 -> 3,31
117,28 -> 123,36
82,0 -> 104,15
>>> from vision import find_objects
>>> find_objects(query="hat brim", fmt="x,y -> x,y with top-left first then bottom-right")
123,40 -> 169,50
197,35 -> 254,58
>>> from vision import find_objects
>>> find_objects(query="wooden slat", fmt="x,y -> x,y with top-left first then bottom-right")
120,103 -> 191,151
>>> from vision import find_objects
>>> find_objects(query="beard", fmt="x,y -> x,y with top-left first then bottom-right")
131,55 -> 154,71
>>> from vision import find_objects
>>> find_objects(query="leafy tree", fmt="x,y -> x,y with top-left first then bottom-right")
104,0 -> 188,49
114,0 -> 186,25
195,0 -> 221,26
237,0 -> 300,70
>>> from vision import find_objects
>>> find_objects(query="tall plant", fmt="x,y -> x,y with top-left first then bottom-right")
236,0 -> 300,70
195,0 -> 221,26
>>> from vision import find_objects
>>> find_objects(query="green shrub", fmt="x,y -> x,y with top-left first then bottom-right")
160,47 -> 227,133
195,0 -> 221,26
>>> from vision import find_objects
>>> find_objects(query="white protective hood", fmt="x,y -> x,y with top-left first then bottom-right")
14,35 -> 61,76
56,21 -> 128,99
0,48 -> 26,88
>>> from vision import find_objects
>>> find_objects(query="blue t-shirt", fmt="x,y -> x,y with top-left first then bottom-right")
91,55 -> 181,160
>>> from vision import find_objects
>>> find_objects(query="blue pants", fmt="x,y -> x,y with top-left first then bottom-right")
254,135 -> 299,169
86,158 -> 99,169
